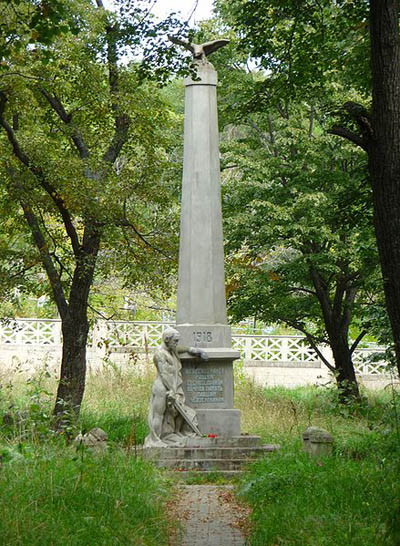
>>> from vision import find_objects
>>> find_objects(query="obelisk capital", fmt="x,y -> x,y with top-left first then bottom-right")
184,61 -> 218,87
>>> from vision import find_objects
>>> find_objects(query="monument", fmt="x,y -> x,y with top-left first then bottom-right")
142,39 -> 280,471
170,37 -> 241,437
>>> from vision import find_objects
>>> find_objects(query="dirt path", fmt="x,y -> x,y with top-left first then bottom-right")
168,485 -> 250,546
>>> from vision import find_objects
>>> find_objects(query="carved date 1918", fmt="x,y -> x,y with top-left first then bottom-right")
193,331 -> 213,343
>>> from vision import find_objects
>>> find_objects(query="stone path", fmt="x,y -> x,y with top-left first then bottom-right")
170,485 -> 248,546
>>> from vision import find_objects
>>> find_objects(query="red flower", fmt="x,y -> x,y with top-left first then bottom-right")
207,433 -> 217,438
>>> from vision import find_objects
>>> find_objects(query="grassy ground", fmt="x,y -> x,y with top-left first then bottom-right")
0,364 -> 169,546
235,380 -> 400,546
1,363 -> 399,545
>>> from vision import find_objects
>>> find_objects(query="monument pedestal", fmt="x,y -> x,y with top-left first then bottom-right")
180,347 -> 241,437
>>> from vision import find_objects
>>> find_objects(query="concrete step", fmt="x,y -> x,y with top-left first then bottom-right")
143,445 -> 279,461
185,435 -> 262,448
157,458 -> 253,471
168,470 -> 243,482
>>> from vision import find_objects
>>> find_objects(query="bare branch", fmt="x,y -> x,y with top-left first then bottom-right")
118,218 -> 171,259
285,319 -> 335,372
8,262 -> 39,281
328,125 -> 368,151
0,91 -> 81,256
0,72 -> 43,81
100,17 -> 131,164
103,114 -> 130,163
288,287 -> 317,297
20,201 -> 68,319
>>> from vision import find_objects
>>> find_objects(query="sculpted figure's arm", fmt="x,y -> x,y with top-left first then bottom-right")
177,346 -> 209,361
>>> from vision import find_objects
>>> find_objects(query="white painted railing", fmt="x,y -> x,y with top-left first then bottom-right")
0,319 -> 62,345
0,318 -> 389,376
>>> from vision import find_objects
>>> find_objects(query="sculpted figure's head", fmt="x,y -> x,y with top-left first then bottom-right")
163,327 -> 180,350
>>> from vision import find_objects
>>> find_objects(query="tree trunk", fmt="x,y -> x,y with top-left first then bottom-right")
54,312 -> 90,415
309,267 -> 360,401
329,337 -> 360,402
369,0 -> 400,377
54,226 -> 101,417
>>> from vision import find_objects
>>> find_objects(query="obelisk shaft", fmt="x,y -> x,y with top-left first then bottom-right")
176,59 -> 241,436
176,62 -> 231,348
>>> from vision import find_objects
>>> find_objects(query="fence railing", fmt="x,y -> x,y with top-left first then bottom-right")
0,318 -> 389,376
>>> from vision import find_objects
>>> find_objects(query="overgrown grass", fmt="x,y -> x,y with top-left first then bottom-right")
1,363 -> 400,545
0,449 -> 170,545
235,381 -> 400,545
0,363 -> 171,546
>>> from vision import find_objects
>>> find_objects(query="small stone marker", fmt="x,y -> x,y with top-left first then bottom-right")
303,426 -> 333,457
74,427 -> 108,452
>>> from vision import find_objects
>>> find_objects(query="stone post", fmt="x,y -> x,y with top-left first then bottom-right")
176,60 -> 241,437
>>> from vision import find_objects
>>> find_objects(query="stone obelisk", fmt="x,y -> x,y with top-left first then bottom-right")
172,38 -> 241,436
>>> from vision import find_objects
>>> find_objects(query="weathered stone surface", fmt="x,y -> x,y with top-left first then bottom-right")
171,42 -> 242,440
141,436 -> 280,474
180,349 -> 240,410
74,427 -> 108,451
195,409 -> 241,436
184,435 -> 263,448
176,62 -> 227,334
303,426 -> 334,457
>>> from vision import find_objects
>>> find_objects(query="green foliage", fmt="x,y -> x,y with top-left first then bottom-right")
0,367 -> 170,544
1,367 -> 400,545
215,0 -> 371,102
221,98 -> 380,358
0,0 -> 77,63
235,382 -> 400,546
240,450 -> 399,546
0,449 -> 171,545
0,0 -> 186,414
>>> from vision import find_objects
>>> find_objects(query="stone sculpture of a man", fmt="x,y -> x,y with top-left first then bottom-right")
144,327 -> 208,447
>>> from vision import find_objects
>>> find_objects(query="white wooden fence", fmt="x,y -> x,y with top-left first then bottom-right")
0,318 -> 389,377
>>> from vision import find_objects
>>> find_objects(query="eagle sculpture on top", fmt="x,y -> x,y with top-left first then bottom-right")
168,36 -> 230,62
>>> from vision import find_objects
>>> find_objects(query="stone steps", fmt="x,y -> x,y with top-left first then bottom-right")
141,436 -> 280,477
168,470 -> 242,481
185,435 -> 263,448
143,445 -> 278,461
157,458 -> 257,471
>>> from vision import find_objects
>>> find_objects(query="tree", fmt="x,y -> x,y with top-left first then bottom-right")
333,1 -> 400,378
0,0 -> 76,63
0,0 -> 183,417
220,98 -> 379,400
216,0 -> 400,378
186,16 -> 382,399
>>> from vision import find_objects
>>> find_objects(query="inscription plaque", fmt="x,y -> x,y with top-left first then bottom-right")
185,367 -> 224,404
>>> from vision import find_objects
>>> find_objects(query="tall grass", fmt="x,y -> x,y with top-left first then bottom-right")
0,450 -> 170,545
235,381 -> 400,546
1,363 -> 400,545
0,362 -> 170,546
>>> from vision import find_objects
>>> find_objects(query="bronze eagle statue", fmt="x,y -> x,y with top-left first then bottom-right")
168,36 -> 230,62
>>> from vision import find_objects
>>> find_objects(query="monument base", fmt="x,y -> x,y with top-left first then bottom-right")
179,347 -> 241,437
196,408 -> 241,436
